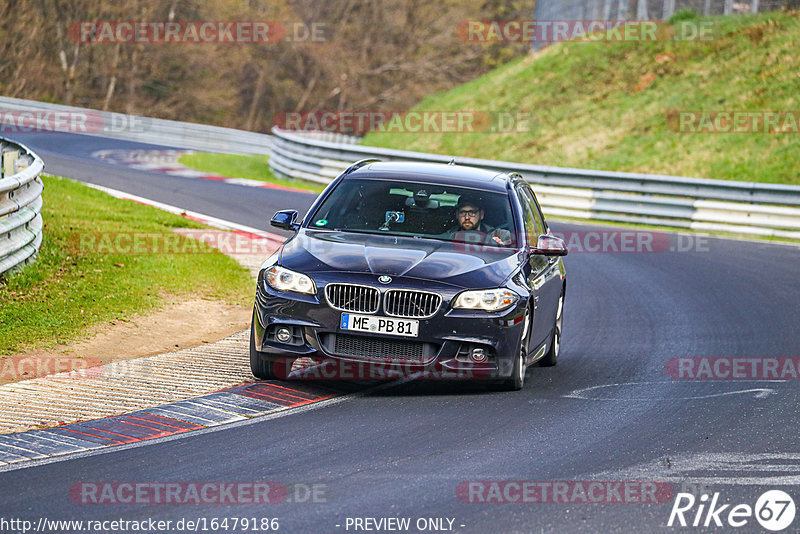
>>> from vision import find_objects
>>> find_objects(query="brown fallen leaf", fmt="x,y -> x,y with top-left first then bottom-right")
655,52 -> 675,64
632,72 -> 657,93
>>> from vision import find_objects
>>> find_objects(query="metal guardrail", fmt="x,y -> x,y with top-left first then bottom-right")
1,96 -> 797,241
0,137 -> 45,275
535,0 -> 789,25
270,128 -> 800,240
0,96 -> 272,155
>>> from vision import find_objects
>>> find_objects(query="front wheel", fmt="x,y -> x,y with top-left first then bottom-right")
538,293 -> 563,367
500,311 -> 530,391
250,318 -> 276,380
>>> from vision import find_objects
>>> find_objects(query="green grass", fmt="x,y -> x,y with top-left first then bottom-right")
363,12 -> 800,184
0,175 -> 253,355
178,152 -> 325,193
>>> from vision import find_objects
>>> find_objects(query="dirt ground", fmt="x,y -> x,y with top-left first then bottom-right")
0,298 -> 251,385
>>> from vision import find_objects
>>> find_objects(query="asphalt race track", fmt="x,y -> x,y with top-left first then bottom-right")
10,132 -> 309,236
2,132 -> 800,533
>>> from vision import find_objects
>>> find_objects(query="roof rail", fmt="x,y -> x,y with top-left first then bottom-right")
342,158 -> 381,176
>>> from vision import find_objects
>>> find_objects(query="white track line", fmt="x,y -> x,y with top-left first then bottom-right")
85,182 -> 283,242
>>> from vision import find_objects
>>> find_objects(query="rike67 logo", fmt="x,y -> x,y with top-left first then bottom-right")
668,490 -> 796,531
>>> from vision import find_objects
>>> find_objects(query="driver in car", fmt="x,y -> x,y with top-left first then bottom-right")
448,195 -> 512,247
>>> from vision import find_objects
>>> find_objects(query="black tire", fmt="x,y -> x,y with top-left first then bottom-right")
249,318 -> 276,380
500,311 -> 529,391
539,292 -> 564,367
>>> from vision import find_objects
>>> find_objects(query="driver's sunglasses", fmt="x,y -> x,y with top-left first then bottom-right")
457,209 -> 480,218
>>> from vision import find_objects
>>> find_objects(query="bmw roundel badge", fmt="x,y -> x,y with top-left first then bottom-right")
378,275 -> 392,284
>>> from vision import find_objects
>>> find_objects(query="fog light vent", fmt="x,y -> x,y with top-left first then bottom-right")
267,325 -> 304,346
276,328 -> 292,343
456,343 -> 494,363
470,348 -> 487,363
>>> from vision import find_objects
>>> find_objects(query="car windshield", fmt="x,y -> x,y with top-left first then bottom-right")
307,178 -> 518,248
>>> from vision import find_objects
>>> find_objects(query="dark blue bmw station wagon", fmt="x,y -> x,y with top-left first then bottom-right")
251,160 -> 567,390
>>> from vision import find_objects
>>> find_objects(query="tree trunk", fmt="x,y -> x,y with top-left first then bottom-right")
603,0 -> 614,20
58,43 -> 80,105
662,0 -> 675,20
127,48 -> 139,115
246,68 -> 266,131
102,44 -> 121,111
636,0 -> 648,20
618,0 -> 628,20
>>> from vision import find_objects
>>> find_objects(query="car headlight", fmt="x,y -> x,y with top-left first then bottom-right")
452,288 -> 519,312
265,265 -> 316,294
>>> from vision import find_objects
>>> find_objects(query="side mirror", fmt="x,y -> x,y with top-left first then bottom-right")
530,234 -> 568,256
270,210 -> 300,231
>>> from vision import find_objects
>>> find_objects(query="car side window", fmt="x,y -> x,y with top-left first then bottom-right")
524,186 -> 547,235
515,185 -> 538,245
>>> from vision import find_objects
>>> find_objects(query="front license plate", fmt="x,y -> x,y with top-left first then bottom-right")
340,313 -> 419,337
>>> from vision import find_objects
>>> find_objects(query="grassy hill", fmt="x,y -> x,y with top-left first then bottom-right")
363,11 -> 800,184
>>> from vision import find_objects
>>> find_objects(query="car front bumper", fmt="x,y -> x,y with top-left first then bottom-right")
252,272 -> 529,381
